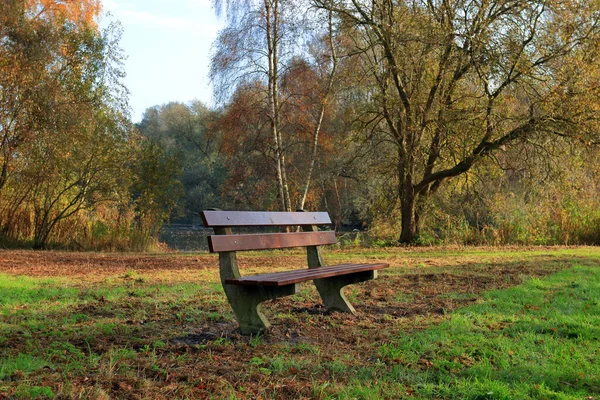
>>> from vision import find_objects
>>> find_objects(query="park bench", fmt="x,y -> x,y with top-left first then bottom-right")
201,210 -> 389,334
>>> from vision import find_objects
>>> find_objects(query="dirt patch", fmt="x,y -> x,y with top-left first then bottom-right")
0,250 -> 311,282
0,250 -> 213,278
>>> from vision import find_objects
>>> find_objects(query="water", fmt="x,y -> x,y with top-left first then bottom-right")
159,225 -> 211,251
159,225 -> 372,252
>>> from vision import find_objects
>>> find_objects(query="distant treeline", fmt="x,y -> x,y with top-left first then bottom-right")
138,101 -> 600,247
139,0 -> 600,247
2,0 -> 600,250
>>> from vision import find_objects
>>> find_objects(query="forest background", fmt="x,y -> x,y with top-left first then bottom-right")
2,0 -> 600,251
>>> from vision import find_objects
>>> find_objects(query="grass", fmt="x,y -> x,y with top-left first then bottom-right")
0,247 -> 598,398
364,265 -> 600,399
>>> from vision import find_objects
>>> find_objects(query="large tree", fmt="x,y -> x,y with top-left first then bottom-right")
0,0 -> 102,195
315,0 -> 600,243
0,0 -> 136,248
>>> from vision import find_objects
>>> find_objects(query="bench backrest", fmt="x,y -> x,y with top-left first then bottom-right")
201,210 -> 335,253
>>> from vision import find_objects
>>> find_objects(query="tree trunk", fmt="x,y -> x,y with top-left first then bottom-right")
399,140 -> 418,243
298,9 -> 338,211
298,107 -> 324,210
265,0 -> 285,211
399,187 -> 418,244
265,0 -> 291,212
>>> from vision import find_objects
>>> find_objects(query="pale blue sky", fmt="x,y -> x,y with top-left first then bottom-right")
101,0 -> 224,122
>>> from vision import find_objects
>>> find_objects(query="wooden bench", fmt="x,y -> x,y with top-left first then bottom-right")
201,210 -> 389,334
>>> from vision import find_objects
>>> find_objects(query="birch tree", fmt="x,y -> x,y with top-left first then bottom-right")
211,0 -> 294,211
297,7 -> 339,210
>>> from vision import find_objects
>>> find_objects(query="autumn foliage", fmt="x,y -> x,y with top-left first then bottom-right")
25,0 -> 101,26
202,0 -> 600,245
3,0 -> 600,249
0,0 -> 181,249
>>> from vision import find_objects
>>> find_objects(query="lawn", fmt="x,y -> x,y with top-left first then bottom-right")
0,247 -> 599,399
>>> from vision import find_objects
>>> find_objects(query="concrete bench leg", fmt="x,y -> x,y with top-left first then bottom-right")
223,283 -> 298,334
314,270 -> 377,313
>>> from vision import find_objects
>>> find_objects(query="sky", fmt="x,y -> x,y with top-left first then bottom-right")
101,0 -> 224,122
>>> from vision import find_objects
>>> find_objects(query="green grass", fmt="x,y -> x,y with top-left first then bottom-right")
0,274 -> 80,307
0,248 -> 599,398
359,265 -> 600,399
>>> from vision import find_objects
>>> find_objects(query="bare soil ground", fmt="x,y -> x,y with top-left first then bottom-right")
0,251 -> 216,279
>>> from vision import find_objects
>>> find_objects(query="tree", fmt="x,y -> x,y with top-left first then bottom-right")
130,139 -> 183,239
0,0 -> 103,196
29,108 -> 131,249
315,0 -> 600,243
212,0 -> 310,211
295,8 -> 339,210
26,21 -> 131,248
137,101 -> 226,222
212,0 -> 347,212
0,0 -> 135,248
216,81 -> 281,210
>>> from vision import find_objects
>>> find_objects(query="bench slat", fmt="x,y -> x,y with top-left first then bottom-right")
224,263 -> 389,286
201,210 -> 332,227
208,231 -> 337,252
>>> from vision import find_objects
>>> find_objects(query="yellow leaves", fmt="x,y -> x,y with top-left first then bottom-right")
26,0 -> 102,28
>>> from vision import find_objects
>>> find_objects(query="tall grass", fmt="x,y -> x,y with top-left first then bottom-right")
366,191 -> 600,247
0,203 -> 164,251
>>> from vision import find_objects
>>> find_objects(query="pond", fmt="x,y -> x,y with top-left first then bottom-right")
159,225 -> 372,251
159,225 -> 211,251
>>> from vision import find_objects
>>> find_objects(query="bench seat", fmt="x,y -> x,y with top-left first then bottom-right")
225,263 -> 388,286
